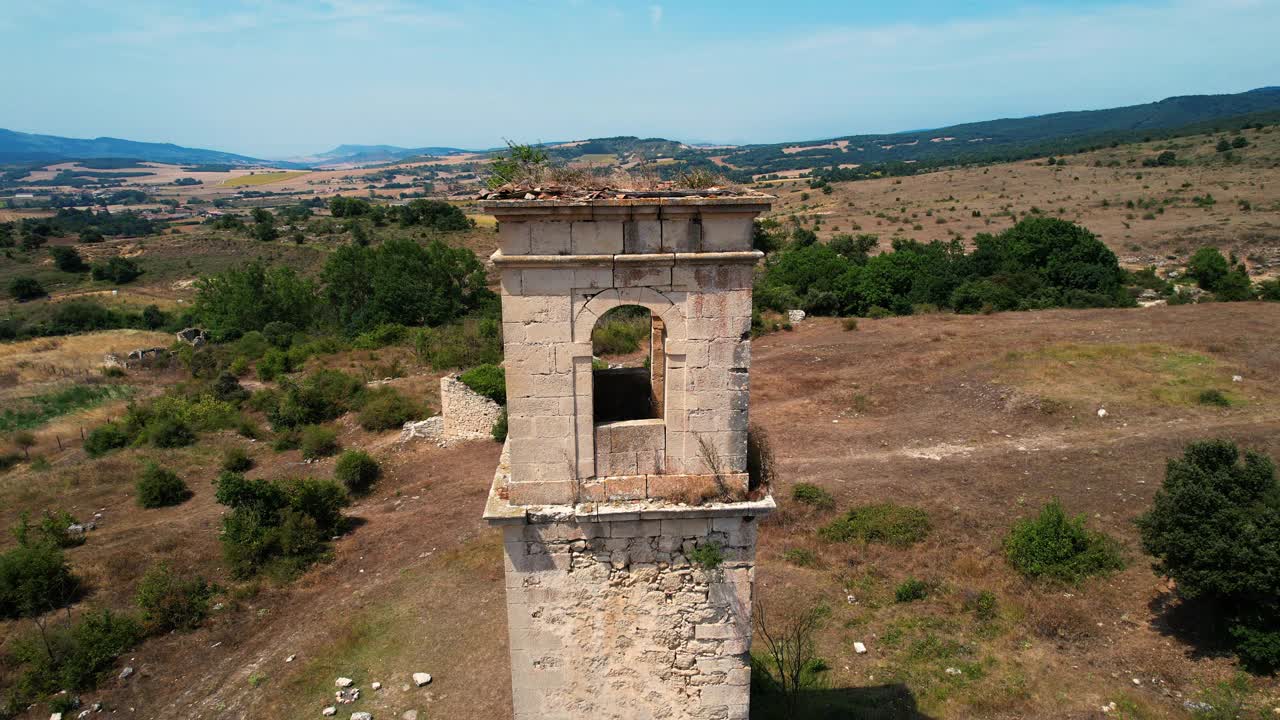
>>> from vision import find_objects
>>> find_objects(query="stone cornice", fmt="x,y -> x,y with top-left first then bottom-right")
490,250 -> 763,268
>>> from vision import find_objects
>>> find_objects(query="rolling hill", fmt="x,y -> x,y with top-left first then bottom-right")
0,128 -> 272,166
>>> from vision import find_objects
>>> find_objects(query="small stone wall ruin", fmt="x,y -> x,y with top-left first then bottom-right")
440,375 -> 503,441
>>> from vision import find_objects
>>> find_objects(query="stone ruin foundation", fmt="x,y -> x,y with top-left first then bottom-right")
482,193 -> 774,720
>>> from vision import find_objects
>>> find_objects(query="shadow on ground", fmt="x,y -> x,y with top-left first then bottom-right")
752,684 -> 935,720
1147,590 -> 1235,662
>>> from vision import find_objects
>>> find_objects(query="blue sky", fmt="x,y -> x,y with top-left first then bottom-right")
1,0 -> 1277,158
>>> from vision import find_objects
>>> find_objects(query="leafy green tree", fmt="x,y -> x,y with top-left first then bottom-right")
193,261 -> 317,340
90,257 -> 141,284
49,246 -> 87,272
1231,136 -> 1249,149
1216,139 -> 1231,152
395,199 -> 471,231
1187,247 -> 1230,290
320,238 -> 494,335
328,196 -> 371,218
1137,441 -> 1280,672
9,276 -> 45,301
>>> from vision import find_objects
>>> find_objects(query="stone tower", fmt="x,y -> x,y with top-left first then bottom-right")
481,192 -> 774,720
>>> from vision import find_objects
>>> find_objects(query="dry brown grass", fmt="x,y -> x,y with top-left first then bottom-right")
0,330 -> 172,384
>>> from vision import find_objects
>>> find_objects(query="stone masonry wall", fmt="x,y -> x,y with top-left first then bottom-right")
440,375 -> 503,441
490,200 -> 764,507
502,512 -> 758,720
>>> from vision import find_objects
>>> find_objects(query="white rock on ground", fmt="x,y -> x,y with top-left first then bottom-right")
853,642 -> 867,654
402,711 -> 419,720
412,672 -> 432,687
335,677 -> 353,688
371,682 -> 382,691
351,713 -> 373,720
119,666 -> 134,680
321,708 -> 336,717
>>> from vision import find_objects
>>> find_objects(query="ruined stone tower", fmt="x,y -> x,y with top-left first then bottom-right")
481,192 -> 774,720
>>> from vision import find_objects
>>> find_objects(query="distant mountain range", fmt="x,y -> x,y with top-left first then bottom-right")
296,144 -> 474,166
0,129 -> 271,167
2,86 -> 1278,173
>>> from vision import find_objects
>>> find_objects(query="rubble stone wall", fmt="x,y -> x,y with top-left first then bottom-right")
440,375 -> 503,441
502,512 -> 758,720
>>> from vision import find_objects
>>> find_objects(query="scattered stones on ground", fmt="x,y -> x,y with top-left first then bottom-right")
853,642 -> 867,654
335,688 -> 360,704
1233,374 -> 1244,382
945,667 -> 962,675
412,672 -> 432,687
285,654 -> 296,663
788,309 -> 806,324
118,666 -> 134,680
1097,408 -> 1108,418
176,327 -> 207,346
398,417 -> 445,446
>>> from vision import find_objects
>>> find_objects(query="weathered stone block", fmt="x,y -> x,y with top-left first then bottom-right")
605,475 -> 646,501
571,221 -> 624,254
530,221 -> 572,254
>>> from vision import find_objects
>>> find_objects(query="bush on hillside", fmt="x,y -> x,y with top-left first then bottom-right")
268,369 -> 364,430
135,463 -> 191,508
215,472 -> 348,577
221,447 -> 254,472
459,364 -> 506,405
12,510 -> 85,549
819,503 -> 931,546
791,483 -> 835,510
84,422 -> 130,457
334,450 -> 380,495
357,387 -> 421,431
135,563 -> 214,633
90,257 -> 141,284
9,276 -> 45,301
299,425 -> 339,459
9,609 -> 143,698
0,540 -> 79,619
49,246 -> 87,272
141,417 -> 196,449
1137,440 -> 1280,672
1004,499 -> 1125,583
414,317 -> 503,370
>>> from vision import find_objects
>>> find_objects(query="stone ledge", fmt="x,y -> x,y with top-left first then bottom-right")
483,440 -> 775,527
490,250 -> 761,267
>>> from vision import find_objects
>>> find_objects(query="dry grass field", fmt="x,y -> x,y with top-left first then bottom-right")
0,305 -> 1278,719
761,124 -> 1280,278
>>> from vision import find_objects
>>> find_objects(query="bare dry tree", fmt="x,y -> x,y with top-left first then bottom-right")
753,600 -> 829,715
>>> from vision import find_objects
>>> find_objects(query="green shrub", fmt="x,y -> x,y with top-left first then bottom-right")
819,503 -> 931,546
357,387 -> 420,431
142,417 -> 195,449
963,590 -> 999,621
592,309 -> 650,356
1259,279 -> 1280,302
865,306 -> 894,319
136,463 -> 191,508
135,563 -> 213,633
334,450 -> 381,494
413,318 -> 502,370
90,257 -> 141,284
299,425 -> 339,459
268,370 -> 363,430
783,548 -> 818,567
688,541 -> 724,569
1197,389 -> 1232,407
12,510 -> 84,549
894,578 -> 931,603
215,472 -> 348,578
491,409 -> 508,442
1004,499 -> 1125,583
1137,440 -> 1280,672
10,609 -> 143,697
841,318 -> 859,331
83,422 -> 130,457
352,322 -> 408,349
261,321 -> 297,349
0,541 -> 78,619
791,483 -> 835,509
222,447 -> 254,472
10,276 -> 45,301
460,364 -> 506,405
